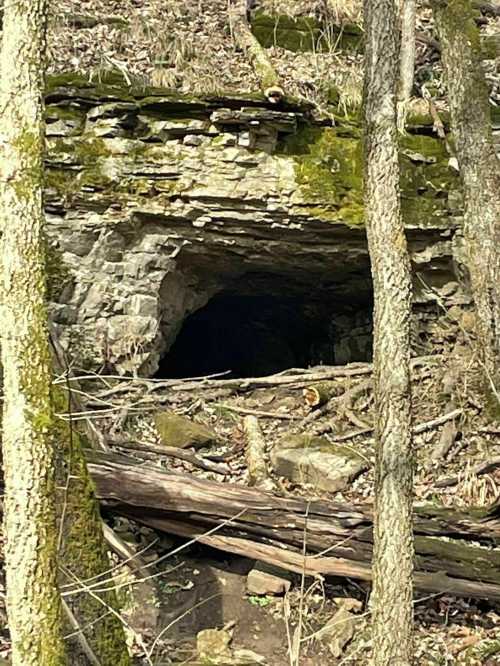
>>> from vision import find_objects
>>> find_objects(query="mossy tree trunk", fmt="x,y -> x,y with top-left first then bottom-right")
431,0 -> 500,393
362,0 -> 414,664
52,381 -> 131,666
0,1 -> 67,664
0,2 -> 131,664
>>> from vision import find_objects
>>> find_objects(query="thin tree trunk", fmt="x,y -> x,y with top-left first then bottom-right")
397,0 -> 417,132
362,0 -> 414,663
0,1 -> 67,664
431,0 -> 500,396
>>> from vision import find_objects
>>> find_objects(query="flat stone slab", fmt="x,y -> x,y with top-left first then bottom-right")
270,434 -> 367,492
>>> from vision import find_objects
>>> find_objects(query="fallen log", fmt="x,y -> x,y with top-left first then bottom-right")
87,450 -> 500,601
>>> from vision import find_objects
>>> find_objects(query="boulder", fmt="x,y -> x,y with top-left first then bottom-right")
315,598 -> 363,657
270,433 -> 367,492
155,412 -> 220,449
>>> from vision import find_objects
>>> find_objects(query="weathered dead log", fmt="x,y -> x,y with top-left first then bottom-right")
228,0 -> 284,102
303,382 -> 340,407
87,450 -> 500,601
243,416 -> 273,489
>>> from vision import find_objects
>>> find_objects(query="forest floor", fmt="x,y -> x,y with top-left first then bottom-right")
17,335 -> 495,665
47,0 -> 500,112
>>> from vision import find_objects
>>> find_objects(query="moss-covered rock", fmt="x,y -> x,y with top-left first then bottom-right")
251,11 -> 362,53
280,124 -> 460,228
279,125 -> 364,227
155,412 -> 220,449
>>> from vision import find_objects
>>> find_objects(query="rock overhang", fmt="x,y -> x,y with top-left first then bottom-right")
43,75 -> 467,375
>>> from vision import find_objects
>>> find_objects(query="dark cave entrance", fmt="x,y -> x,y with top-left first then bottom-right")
156,272 -> 373,379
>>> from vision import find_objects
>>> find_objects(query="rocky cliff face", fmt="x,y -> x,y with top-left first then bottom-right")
45,74 -> 468,376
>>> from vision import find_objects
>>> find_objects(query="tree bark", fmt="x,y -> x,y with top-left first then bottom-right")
397,0 -> 417,132
362,0 -> 414,663
0,1 -> 67,663
50,340 -> 131,665
431,0 -> 500,395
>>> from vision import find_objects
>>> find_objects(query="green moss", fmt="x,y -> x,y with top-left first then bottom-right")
155,412 -> 219,449
45,167 -> 80,202
52,385 -> 131,665
279,125 -> 364,227
279,125 -> 459,228
48,136 -> 111,163
10,130 -> 44,201
46,72 -> 96,92
46,137 -> 117,202
414,535 -> 500,582
45,104 -> 86,123
399,134 -> 460,227
473,638 -> 500,660
46,69 -> 139,99
251,11 -> 362,53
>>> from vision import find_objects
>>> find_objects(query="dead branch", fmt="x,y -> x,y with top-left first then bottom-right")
435,456 -> 500,488
228,0 -> 284,101
413,408 -> 463,434
243,415 -> 274,489
219,403 -> 297,420
113,439 -> 229,475
430,400 -> 460,462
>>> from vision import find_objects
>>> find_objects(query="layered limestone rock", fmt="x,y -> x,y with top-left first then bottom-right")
44,74 -> 468,375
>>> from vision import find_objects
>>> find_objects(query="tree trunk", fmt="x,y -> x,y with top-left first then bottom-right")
397,0 -> 417,132
431,0 -> 500,395
51,339 -> 131,665
0,1 -> 67,663
362,0 -> 414,663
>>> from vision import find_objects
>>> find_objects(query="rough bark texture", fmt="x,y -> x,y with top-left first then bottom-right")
51,340 -> 131,665
53,396 -> 130,665
431,0 -> 500,394
0,1 -> 67,663
363,0 -> 414,663
397,0 -> 417,132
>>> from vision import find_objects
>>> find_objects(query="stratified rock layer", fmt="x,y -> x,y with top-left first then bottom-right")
44,74 -> 468,374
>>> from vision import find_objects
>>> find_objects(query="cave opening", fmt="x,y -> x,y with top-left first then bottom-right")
156,271 -> 373,380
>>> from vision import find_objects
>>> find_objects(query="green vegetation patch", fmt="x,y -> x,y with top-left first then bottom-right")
251,11 -> 362,52
399,133 -> 461,227
280,124 -> 459,229
279,124 -> 364,227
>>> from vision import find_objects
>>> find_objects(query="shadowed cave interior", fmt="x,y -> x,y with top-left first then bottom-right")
156,271 -> 374,379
